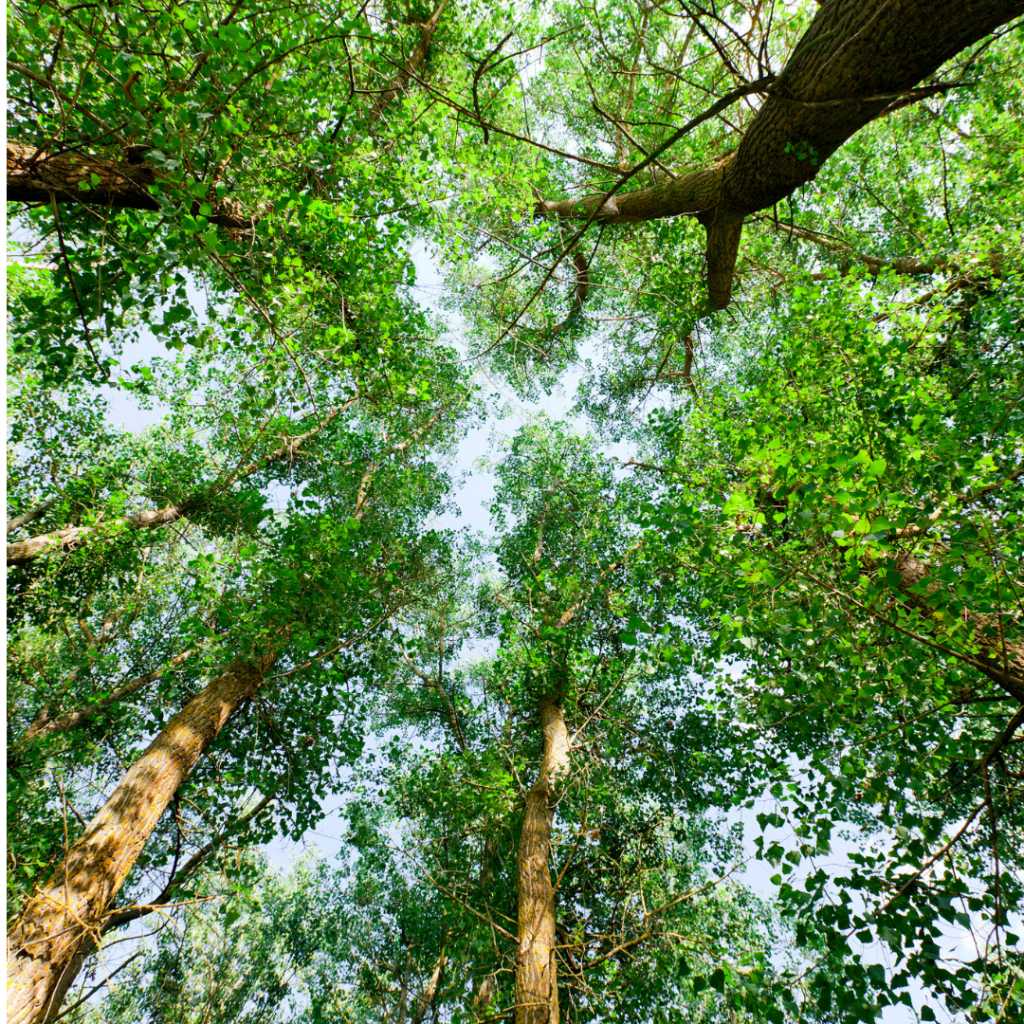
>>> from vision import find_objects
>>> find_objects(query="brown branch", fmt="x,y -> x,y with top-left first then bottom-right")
7,397 -> 359,567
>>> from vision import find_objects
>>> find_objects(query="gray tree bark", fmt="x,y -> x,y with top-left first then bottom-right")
538,0 -> 1024,309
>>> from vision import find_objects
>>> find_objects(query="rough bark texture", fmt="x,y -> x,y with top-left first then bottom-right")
6,144 -> 253,228
7,503 -> 196,567
539,0 -> 1024,309
6,655 -> 272,1024
515,696 -> 570,1024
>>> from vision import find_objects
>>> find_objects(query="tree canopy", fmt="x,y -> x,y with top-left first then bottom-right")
7,1 -> 1024,1023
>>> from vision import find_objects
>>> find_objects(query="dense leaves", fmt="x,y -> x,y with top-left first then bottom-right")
7,1 -> 1024,1022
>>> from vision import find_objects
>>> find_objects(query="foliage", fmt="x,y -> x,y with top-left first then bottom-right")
8,2 -> 1024,1023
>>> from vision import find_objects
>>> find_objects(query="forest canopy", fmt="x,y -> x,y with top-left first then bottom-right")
6,1 -> 1024,1023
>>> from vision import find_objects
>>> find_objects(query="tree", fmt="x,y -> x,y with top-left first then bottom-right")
619,73 -> 1024,1014
6,0 -> 454,386
7,259 -> 471,1021
533,0 -> 1024,309
367,423 -> 852,1024
9,1 -> 1024,1022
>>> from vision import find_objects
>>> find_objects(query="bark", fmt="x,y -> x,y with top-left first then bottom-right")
6,144 -> 253,228
7,503 -> 197,567
409,950 -> 446,1024
515,695 -> 570,1024
538,0 -> 1024,309
6,653 -> 274,1024
882,551 -> 1024,703
7,399 -> 357,567
367,1 -> 448,129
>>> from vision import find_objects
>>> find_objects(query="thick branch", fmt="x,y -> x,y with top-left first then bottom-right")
537,0 -> 1024,309
7,144 -> 253,229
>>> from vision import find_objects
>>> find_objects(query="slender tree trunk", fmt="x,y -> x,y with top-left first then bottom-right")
5,653 -> 274,1024
538,0 -> 1024,308
7,399 -> 357,568
366,0 -> 448,129
472,831 -> 500,1016
515,695 -> 570,1024
16,646 -> 204,747
409,950 -> 446,1024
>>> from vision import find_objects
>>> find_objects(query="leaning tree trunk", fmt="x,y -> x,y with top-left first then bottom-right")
6,654 -> 274,1024
515,695 -> 570,1024
538,0 -> 1024,309
6,397 -> 359,568
878,551 -> 1024,703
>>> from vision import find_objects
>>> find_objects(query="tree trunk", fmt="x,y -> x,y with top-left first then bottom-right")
884,552 -> 1024,703
409,950 -> 446,1024
5,654 -> 274,1024
366,0 -> 448,130
515,695 -> 570,1024
538,0 -> 1024,309
7,400 -> 357,568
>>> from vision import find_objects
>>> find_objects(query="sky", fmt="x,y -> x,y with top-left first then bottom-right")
8,224 -> 997,1024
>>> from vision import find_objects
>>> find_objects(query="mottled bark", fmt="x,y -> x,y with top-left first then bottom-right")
539,0 -> 1024,309
6,654 -> 274,1024
515,696 -> 570,1024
